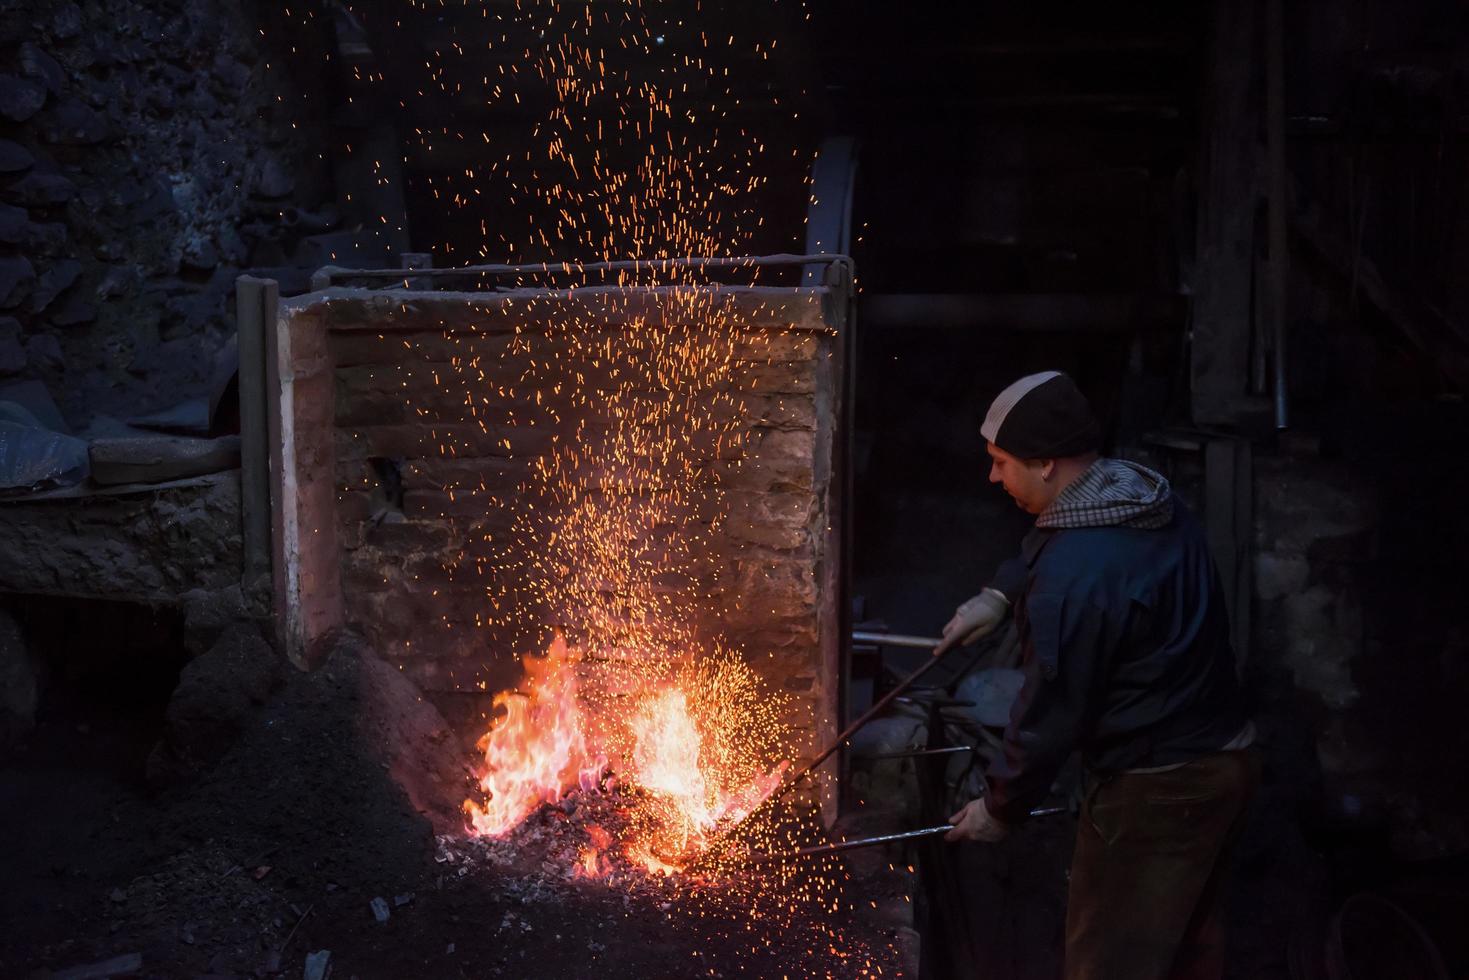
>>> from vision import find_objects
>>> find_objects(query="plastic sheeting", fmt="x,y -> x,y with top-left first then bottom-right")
0,418 -> 89,493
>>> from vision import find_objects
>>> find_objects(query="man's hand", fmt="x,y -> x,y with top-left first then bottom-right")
945,797 -> 1009,843
941,588 -> 1009,650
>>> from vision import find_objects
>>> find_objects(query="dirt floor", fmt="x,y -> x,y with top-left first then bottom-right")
0,633 -> 910,980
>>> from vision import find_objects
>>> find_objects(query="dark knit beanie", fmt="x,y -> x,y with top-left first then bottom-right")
980,371 -> 1101,459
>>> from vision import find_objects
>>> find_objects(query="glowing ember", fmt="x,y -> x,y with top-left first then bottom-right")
575,824 -> 613,878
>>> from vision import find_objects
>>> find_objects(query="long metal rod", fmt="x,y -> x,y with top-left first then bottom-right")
869,745 -> 973,760
783,825 -> 953,859
312,252 -> 853,282
772,647 -> 953,801
833,258 -> 858,807
766,806 -> 1070,861
852,631 -> 944,650
702,642 -> 960,860
695,629 -> 970,863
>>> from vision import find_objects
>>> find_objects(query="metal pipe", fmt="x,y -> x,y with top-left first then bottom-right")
774,646 -> 952,796
750,630 -> 971,818
311,252 -> 855,284
778,824 -> 954,859
1266,0 -> 1290,429
852,630 -> 945,650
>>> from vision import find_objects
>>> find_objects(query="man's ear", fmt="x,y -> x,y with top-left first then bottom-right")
1038,458 -> 1057,481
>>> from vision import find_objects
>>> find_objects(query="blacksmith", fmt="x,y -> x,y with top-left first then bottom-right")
941,370 -> 1257,980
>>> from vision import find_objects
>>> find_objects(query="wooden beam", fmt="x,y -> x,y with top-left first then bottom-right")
235,277 -> 276,605
1190,0 -> 1260,426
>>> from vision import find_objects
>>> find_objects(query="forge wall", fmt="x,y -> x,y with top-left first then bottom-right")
270,284 -> 842,776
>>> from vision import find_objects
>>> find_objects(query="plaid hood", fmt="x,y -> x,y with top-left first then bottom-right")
1036,458 -> 1173,530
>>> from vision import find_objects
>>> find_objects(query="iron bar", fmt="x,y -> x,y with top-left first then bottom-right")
867,745 -> 972,760
766,646 -> 951,801
310,252 -> 854,286
782,825 -> 952,859
852,631 -> 944,650
695,642 -> 960,866
760,806 -> 1070,861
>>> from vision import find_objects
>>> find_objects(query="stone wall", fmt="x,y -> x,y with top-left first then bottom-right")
0,473 -> 241,601
0,0 -> 333,427
270,284 -> 844,768
1252,443 -> 1469,861
1253,454 -> 1375,714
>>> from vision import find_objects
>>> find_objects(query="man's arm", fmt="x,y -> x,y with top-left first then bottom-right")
984,590 -> 1119,824
988,556 -> 1028,605
935,556 -> 1028,654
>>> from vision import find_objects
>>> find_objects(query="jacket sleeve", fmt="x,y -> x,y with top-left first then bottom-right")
984,589 -> 1119,824
988,556 -> 1029,604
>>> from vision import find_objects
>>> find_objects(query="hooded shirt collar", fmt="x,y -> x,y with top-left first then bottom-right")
1036,458 -> 1174,530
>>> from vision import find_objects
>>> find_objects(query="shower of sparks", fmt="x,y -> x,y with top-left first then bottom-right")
277,0 -> 898,974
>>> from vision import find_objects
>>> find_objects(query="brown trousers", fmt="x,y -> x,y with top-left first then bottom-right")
1064,748 -> 1260,980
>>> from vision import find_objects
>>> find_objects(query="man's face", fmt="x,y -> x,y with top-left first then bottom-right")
987,443 -> 1050,514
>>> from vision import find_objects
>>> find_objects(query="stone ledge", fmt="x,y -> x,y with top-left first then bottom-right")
0,471 -> 242,602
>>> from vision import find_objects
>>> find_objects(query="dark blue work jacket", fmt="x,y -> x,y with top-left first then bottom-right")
984,496 -> 1248,824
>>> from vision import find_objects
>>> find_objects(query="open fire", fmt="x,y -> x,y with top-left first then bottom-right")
464,633 -> 792,875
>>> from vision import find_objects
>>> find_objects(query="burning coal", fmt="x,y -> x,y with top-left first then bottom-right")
465,633 -> 791,874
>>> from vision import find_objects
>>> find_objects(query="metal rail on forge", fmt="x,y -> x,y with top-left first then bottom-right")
308,252 -> 856,293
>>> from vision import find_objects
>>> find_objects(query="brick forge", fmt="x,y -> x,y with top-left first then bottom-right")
266,282 -> 847,800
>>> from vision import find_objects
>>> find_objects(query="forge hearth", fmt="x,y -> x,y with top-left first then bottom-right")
250,263 -> 850,804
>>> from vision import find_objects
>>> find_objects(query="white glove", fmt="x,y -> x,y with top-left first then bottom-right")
945,797 -> 1009,843
942,588 -> 1009,648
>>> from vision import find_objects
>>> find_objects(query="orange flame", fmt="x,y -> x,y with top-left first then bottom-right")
464,634 -> 593,836
465,636 -> 791,874
625,688 -> 789,867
